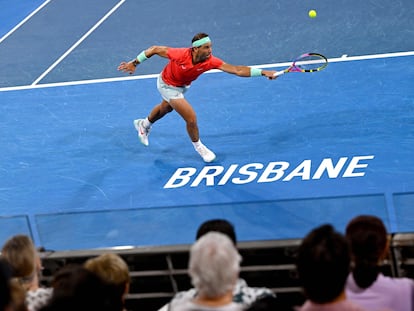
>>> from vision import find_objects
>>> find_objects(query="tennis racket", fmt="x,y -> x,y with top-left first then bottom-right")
274,53 -> 328,77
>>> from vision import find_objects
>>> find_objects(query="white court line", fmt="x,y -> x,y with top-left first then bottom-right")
0,0 -> 52,44
0,50 -> 413,93
255,51 -> 414,69
31,0 -> 126,85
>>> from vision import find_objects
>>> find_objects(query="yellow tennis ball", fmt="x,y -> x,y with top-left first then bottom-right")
309,10 -> 317,18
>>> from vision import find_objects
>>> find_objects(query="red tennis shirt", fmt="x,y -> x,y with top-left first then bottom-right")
161,48 -> 224,87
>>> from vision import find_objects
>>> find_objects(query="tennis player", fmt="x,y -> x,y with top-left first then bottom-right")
118,33 -> 276,162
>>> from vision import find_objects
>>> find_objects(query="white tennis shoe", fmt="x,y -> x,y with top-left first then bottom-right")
194,143 -> 216,163
134,119 -> 150,146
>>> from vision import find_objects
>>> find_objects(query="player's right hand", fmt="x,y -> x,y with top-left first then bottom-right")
117,61 -> 136,75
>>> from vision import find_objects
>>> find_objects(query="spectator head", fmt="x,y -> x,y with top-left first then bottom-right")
296,224 -> 351,304
84,253 -> 130,304
346,215 -> 388,262
196,219 -> 237,246
43,264 -> 117,311
1,235 -> 41,290
189,232 -> 241,299
345,215 -> 388,288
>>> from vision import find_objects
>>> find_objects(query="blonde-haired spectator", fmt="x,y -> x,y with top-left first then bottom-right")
84,253 -> 130,311
9,279 -> 28,311
1,235 -> 51,311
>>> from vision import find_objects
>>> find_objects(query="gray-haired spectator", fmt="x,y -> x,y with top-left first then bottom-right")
168,232 -> 242,311
159,219 -> 275,311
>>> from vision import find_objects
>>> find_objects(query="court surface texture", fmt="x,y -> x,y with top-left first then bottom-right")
0,0 -> 413,251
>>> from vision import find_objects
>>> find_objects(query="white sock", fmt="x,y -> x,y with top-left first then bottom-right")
192,140 -> 203,149
143,117 -> 152,128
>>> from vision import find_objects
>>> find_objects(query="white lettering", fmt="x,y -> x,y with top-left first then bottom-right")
163,155 -> 375,189
163,168 -> 197,188
233,163 -> 263,184
343,155 -> 375,177
283,160 -> 311,181
191,166 -> 224,187
218,164 -> 238,185
258,162 -> 289,183
312,157 -> 348,179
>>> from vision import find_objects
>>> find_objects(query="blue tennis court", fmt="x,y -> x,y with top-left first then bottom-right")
0,0 -> 413,251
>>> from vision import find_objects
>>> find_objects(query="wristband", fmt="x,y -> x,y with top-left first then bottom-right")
250,68 -> 263,77
137,51 -> 148,63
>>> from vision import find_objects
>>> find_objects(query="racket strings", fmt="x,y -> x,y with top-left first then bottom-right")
295,54 -> 327,71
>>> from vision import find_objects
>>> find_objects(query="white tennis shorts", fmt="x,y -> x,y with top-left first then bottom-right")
157,74 -> 190,102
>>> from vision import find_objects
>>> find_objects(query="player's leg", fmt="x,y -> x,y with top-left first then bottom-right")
134,74 -> 215,162
147,100 -> 173,123
168,98 -> 199,142
134,75 -> 184,147
134,100 -> 172,146
169,98 -> 216,162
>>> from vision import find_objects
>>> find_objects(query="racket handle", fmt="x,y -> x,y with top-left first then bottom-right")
273,70 -> 285,77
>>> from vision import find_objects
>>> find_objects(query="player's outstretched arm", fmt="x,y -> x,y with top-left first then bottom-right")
117,46 -> 169,75
219,63 -> 277,79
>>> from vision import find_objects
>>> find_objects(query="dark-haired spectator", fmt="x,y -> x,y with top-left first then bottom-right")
1,235 -> 52,311
345,215 -> 414,311
39,264 -> 119,311
159,219 -> 275,311
0,259 -> 13,311
168,232 -> 243,310
195,219 -> 237,245
0,258 -> 28,311
296,224 -> 366,311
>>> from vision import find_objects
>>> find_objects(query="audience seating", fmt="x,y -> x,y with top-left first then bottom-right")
39,233 -> 412,310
